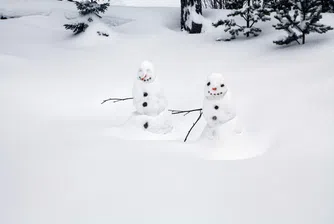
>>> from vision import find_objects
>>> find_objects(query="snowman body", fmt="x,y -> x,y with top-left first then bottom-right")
132,77 -> 167,116
129,60 -> 171,134
200,73 -> 242,140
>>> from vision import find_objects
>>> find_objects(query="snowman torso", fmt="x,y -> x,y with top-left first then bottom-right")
202,91 -> 236,128
132,78 -> 167,116
201,91 -> 241,140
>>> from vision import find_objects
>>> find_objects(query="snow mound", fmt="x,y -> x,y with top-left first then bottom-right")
66,19 -> 114,47
105,111 -> 185,141
0,8 -> 51,19
194,129 -> 272,160
104,110 -> 272,160
101,15 -> 133,27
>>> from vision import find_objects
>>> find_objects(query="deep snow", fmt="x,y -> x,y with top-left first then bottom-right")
1,0 -> 334,224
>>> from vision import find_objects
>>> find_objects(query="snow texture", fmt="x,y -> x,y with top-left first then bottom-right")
1,1 -> 334,224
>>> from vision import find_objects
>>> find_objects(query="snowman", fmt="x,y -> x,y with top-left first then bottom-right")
132,60 -> 168,116
200,73 -> 242,140
104,60 -> 173,136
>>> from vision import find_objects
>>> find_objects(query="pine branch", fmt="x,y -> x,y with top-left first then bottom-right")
184,111 -> 203,142
101,97 -> 133,104
94,12 -> 102,19
212,19 -> 227,27
64,22 -> 88,34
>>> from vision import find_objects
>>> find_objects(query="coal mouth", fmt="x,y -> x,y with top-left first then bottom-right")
208,91 -> 223,96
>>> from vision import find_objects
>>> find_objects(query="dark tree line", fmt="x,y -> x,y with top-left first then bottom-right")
201,0 -> 334,11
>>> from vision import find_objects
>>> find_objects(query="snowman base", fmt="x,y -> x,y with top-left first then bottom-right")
194,117 -> 270,160
134,110 -> 173,135
200,117 -> 243,141
106,110 -> 174,140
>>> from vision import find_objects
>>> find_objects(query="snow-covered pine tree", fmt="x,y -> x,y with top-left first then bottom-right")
213,0 -> 271,41
64,0 -> 110,35
272,0 -> 333,45
180,0 -> 203,33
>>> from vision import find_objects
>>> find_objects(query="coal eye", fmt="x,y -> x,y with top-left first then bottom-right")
221,84 -> 225,87
207,82 -> 210,86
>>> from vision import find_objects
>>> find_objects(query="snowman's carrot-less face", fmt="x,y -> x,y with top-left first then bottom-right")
204,73 -> 228,99
137,60 -> 156,83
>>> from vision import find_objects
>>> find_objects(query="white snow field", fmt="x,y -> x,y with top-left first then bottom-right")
1,0 -> 334,223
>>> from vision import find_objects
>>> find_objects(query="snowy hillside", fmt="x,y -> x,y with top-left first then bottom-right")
1,0 -> 334,224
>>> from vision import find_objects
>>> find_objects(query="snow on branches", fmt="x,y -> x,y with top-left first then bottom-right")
213,0 -> 271,41
64,0 -> 110,36
75,0 -> 109,17
272,0 -> 333,45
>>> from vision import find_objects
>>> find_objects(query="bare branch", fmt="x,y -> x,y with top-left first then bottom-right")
101,97 -> 133,104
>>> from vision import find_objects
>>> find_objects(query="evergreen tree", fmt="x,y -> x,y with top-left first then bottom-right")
272,0 -> 333,45
64,0 -> 110,35
213,0 -> 271,41
180,0 -> 203,33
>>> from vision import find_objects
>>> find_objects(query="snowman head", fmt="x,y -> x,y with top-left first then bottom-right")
204,73 -> 228,99
137,60 -> 156,83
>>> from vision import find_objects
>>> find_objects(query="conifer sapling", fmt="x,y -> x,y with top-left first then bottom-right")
64,0 -> 110,36
272,0 -> 333,45
213,0 -> 271,41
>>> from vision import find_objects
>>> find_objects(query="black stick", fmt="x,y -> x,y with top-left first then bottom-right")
101,97 -> 133,104
169,108 -> 202,116
184,111 -> 203,142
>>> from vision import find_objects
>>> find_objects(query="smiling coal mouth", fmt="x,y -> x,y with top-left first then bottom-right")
141,77 -> 152,82
208,91 -> 223,96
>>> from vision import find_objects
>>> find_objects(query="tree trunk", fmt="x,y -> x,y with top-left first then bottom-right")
214,0 -> 218,8
302,33 -> 305,44
180,0 -> 186,29
180,0 -> 203,33
246,0 -> 251,37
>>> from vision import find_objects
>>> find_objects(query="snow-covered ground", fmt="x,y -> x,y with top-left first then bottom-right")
1,0 -> 334,224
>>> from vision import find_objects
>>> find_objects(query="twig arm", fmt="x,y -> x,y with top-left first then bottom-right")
184,111 -> 203,142
169,108 -> 202,116
101,97 -> 133,104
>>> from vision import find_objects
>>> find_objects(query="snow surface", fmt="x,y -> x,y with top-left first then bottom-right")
1,0 -> 334,224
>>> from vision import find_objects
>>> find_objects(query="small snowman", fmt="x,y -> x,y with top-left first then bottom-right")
201,73 -> 242,140
102,60 -> 172,135
132,60 -> 168,116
